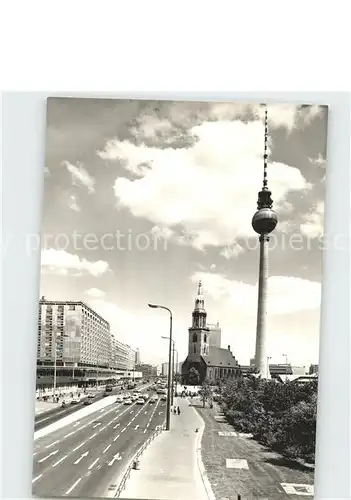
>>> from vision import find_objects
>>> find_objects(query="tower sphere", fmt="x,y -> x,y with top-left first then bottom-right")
252,208 -> 278,234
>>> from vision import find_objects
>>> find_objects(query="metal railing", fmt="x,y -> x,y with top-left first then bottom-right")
114,422 -> 166,497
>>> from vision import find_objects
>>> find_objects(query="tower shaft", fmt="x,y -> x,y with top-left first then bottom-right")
251,105 -> 277,379
254,234 -> 270,378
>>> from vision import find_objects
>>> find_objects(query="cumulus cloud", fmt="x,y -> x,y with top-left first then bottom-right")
98,118 -> 310,254
63,161 -> 95,193
190,271 -> 322,315
41,249 -> 109,277
300,201 -> 324,239
84,287 -> 106,298
308,153 -> 326,167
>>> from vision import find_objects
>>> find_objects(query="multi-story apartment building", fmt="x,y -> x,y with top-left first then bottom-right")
110,335 -> 136,371
37,297 -> 110,367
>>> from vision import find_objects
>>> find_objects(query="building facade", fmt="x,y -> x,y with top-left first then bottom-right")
110,336 -> 136,372
37,297 -> 136,372
136,363 -> 158,378
207,322 -> 222,347
182,282 -> 240,384
135,348 -> 141,366
161,362 -> 169,376
37,297 -> 111,367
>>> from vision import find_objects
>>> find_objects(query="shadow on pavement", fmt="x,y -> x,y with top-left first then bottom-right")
264,456 -> 314,472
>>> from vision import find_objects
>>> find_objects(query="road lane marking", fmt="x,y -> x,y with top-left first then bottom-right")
45,440 -> 60,448
108,453 -> 122,466
135,424 -> 139,430
65,477 -> 82,495
38,450 -> 59,463
64,432 -> 74,438
52,455 -> 67,467
130,410 -> 134,414
88,457 -> 99,470
145,411 -> 148,414
33,452 -> 38,456
113,434 -> 120,441
93,422 -> 101,428
103,444 -> 111,453
32,474 -> 42,483
74,451 -> 89,464
89,432 -> 98,440
113,423 -> 120,429
73,421 -> 81,427
127,422 -> 131,427
121,428 -> 126,433
73,442 -> 85,452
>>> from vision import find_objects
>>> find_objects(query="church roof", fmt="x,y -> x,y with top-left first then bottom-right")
204,346 -> 239,368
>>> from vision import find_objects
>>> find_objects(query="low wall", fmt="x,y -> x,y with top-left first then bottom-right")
34,395 -> 116,441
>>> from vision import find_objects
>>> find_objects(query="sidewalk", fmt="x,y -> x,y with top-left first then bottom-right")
35,400 -> 59,415
122,397 -> 213,500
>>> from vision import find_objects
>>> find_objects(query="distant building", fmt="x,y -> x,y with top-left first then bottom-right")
207,322 -> 222,347
182,282 -> 240,384
111,336 -> 135,371
309,364 -> 319,375
161,362 -> 169,376
136,363 -> 157,378
135,348 -> 141,365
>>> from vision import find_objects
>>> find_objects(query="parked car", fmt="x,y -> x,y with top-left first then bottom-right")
149,397 -> 157,403
71,397 -> 80,404
115,396 -> 124,403
143,393 -> 150,400
124,398 -> 132,405
88,393 -> 96,399
136,398 -> 145,405
161,395 -> 167,401
84,398 -> 92,405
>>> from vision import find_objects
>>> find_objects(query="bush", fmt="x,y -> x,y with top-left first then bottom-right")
219,376 -> 317,463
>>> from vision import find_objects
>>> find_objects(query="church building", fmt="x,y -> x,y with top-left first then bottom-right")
181,282 -> 240,384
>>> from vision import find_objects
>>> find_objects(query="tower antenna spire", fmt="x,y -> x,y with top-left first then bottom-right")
263,105 -> 268,190
197,280 -> 202,296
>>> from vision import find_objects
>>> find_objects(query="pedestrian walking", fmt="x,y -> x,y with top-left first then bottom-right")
173,406 -> 177,414
177,406 -> 181,415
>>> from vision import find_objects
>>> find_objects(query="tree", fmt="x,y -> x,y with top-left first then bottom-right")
219,376 -> 318,463
198,378 -> 212,407
188,367 -> 200,386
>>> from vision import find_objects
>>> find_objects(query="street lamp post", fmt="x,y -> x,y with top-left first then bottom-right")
161,336 -> 178,405
53,330 -> 58,400
282,354 -> 288,382
149,303 -> 173,431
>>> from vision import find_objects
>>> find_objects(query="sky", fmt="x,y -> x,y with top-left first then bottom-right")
39,98 -> 328,368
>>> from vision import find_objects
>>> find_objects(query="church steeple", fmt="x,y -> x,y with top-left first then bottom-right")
188,281 -> 210,356
194,280 -> 205,313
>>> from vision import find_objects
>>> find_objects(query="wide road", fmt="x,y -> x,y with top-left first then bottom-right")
32,396 -> 166,498
34,384 -> 146,431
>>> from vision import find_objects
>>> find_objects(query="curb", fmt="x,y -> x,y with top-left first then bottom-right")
191,406 -> 217,500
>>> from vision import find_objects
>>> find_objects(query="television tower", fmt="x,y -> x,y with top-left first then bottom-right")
252,106 -> 278,378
